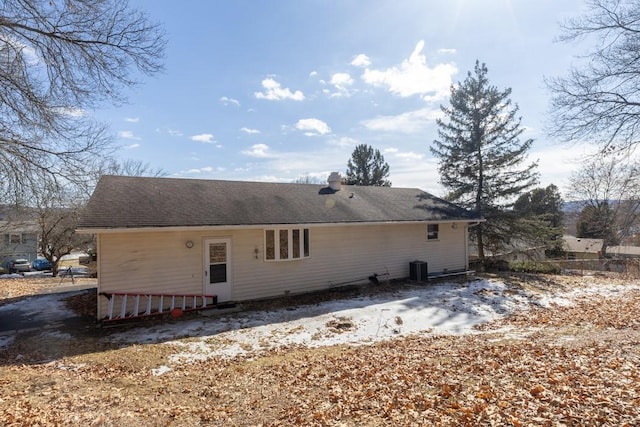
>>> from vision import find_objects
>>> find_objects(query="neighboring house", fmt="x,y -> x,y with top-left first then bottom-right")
606,245 -> 640,258
77,174 -> 483,320
562,235 -> 604,260
0,221 -> 38,268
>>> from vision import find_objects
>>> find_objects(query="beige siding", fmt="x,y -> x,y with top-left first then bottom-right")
96,223 -> 468,318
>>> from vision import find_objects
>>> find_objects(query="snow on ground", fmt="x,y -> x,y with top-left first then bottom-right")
536,275 -> 638,307
0,266 -> 90,280
106,277 -> 640,374
2,275 -> 639,373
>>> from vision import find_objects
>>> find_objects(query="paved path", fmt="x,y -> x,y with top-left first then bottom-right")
0,284 -> 96,335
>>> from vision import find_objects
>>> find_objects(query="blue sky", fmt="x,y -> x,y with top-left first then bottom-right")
96,0 -> 593,196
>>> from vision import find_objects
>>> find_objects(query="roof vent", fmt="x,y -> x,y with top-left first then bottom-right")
327,172 -> 342,191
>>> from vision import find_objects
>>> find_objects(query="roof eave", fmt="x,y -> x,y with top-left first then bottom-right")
77,218 -> 482,234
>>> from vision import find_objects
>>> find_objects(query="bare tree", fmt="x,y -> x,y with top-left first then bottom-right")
567,155 -> 640,251
547,0 -> 640,154
33,183 -> 93,277
0,0 -> 166,199
102,159 -> 167,178
292,174 -> 325,185
34,158 -> 167,276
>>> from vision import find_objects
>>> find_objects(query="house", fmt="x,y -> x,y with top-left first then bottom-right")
0,221 -> 39,269
77,174 -> 482,320
606,245 -> 640,259
562,235 -> 604,260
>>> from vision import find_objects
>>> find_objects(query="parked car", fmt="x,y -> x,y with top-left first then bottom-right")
11,259 -> 31,273
32,258 -> 53,271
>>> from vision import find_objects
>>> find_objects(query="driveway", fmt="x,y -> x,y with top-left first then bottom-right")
0,284 -> 96,335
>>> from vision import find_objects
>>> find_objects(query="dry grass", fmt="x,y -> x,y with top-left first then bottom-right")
1,273 -> 639,426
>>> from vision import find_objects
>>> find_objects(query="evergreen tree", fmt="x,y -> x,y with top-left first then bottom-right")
576,203 -> 619,249
513,185 -> 565,257
432,61 -> 538,263
345,144 -> 391,186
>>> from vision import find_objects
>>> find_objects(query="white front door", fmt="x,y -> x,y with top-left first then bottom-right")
204,238 -> 232,302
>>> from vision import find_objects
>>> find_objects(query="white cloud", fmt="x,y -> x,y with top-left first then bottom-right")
437,48 -> 457,55
381,154 -> 443,194
220,96 -> 240,106
362,108 -> 442,133
190,133 -> 215,143
242,143 -> 272,158
125,143 -> 141,149
328,136 -> 360,147
56,107 -> 85,117
351,54 -> 371,68
329,72 -> 354,97
395,151 -> 425,160
254,77 -> 305,101
183,166 -> 226,175
296,118 -> 331,136
309,71 -> 318,77
118,130 -> 141,140
384,147 -> 424,161
240,127 -> 261,134
330,73 -> 353,89
156,128 -> 183,137
3,35 -> 39,65
530,144 -> 591,191
125,117 -> 140,123
362,40 -> 457,101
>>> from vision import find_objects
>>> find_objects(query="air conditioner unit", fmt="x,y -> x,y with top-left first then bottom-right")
409,261 -> 428,282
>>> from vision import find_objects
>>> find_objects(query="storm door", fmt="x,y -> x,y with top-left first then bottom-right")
204,238 -> 232,302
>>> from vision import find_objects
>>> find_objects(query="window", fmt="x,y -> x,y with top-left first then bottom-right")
265,230 -> 275,260
265,227 -> 310,261
8,234 -> 22,244
427,224 -> 439,241
292,229 -> 300,259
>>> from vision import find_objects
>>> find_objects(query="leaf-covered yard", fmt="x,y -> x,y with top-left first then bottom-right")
1,274 -> 639,426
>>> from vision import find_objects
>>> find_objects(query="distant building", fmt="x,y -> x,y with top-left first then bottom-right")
0,221 -> 39,267
606,245 -> 640,259
562,235 -> 604,260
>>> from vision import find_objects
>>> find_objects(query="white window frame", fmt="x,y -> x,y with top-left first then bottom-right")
264,227 -> 310,261
427,224 -> 439,241
8,233 -> 22,244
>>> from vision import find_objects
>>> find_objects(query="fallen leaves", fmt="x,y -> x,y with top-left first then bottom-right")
325,316 -> 355,333
1,274 -> 640,425
0,277 -> 96,302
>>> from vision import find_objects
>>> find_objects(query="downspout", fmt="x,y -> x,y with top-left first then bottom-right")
466,221 -> 482,270
96,233 -> 102,320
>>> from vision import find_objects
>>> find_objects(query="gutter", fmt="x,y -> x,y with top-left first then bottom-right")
77,218 -> 484,234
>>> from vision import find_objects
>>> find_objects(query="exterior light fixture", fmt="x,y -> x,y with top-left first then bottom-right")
185,240 -> 194,249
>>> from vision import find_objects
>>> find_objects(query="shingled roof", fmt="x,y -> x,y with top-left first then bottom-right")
78,175 -> 481,230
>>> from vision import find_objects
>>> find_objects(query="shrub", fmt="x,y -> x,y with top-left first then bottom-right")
509,260 -> 561,274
